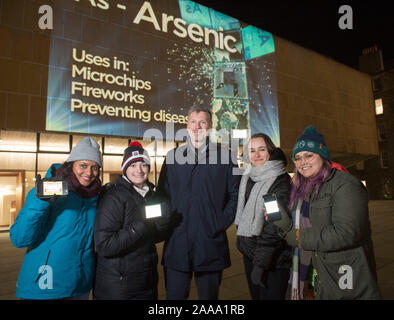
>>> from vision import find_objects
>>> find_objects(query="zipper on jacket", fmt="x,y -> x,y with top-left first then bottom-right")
34,250 -> 51,282
119,257 -> 125,280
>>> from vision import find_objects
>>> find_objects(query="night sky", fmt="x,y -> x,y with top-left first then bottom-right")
195,0 -> 394,70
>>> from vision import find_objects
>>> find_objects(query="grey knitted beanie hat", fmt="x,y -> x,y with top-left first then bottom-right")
67,137 -> 102,167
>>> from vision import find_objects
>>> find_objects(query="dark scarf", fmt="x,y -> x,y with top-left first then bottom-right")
290,198 -> 313,300
56,164 -> 102,199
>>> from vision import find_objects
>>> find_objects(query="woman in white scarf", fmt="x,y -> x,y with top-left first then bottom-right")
235,133 -> 292,300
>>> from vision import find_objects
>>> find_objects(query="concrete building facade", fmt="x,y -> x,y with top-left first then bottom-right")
349,46 -> 394,200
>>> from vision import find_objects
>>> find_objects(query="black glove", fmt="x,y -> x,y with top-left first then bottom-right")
154,215 -> 171,231
251,266 -> 268,288
43,195 -> 60,203
155,210 -> 183,231
129,219 -> 152,239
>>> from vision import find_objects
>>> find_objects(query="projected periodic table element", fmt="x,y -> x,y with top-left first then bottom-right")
47,0 -> 280,146
116,4 -> 127,10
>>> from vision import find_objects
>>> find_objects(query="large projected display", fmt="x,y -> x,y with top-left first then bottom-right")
46,0 -> 279,144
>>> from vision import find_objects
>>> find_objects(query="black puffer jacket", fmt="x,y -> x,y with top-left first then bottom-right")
93,175 -> 172,300
236,173 -> 292,270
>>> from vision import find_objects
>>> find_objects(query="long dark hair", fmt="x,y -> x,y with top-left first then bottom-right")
250,133 -> 276,153
244,133 -> 287,166
54,161 -> 102,198
53,161 -> 73,178
288,156 -> 332,210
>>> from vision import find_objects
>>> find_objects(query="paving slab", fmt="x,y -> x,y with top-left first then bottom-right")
1,200 -> 393,300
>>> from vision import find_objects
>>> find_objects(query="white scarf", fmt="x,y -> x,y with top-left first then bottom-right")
122,175 -> 149,197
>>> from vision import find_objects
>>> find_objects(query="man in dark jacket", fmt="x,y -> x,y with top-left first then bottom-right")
157,106 -> 241,300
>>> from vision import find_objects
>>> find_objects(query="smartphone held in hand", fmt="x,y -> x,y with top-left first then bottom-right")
144,203 -> 167,220
35,175 -> 68,199
263,194 -> 281,222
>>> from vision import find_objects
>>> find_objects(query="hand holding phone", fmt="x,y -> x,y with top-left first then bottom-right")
144,203 -> 167,220
35,174 -> 68,200
263,194 -> 281,222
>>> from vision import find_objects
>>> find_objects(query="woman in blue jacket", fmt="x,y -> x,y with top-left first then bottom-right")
10,137 -> 102,300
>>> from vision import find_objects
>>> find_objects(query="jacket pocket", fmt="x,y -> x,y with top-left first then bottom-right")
123,251 -> 158,274
310,196 -> 332,227
314,249 -> 360,299
34,249 -> 51,283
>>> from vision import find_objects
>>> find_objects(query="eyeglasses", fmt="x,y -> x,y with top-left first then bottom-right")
293,153 -> 316,164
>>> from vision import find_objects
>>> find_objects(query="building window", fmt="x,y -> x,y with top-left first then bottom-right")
377,124 -> 387,141
375,98 -> 383,115
104,137 -> 129,155
156,141 -> 176,157
0,130 -> 37,152
39,133 -> 70,152
380,151 -> 389,168
372,77 -> 382,92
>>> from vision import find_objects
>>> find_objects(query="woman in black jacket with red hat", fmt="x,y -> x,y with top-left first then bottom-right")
93,142 -> 174,300
235,133 -> 292,300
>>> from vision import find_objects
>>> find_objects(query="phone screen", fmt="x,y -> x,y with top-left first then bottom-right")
43,181 -> 64,196
145,204 -> 162,219
263,194 -> 281,222
265,199 -> 279,214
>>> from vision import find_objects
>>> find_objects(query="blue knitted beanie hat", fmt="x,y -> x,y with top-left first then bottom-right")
292,126 -> 330,160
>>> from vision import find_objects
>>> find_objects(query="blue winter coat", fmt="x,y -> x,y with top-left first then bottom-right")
157,142 -> 240,272
10,164 -> 98,299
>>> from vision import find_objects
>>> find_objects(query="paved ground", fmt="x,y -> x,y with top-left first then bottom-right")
1,200 -> 393,300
